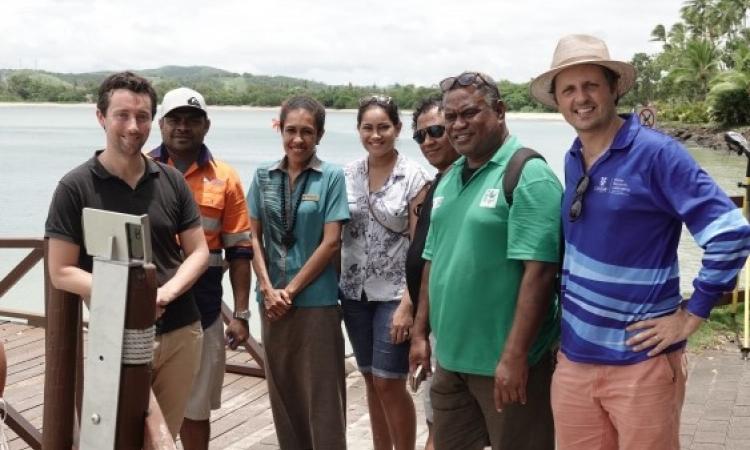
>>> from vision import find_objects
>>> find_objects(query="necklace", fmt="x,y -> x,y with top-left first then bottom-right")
279,170 -> 311,248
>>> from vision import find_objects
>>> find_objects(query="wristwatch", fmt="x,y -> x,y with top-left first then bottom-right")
233,309 -> 251,321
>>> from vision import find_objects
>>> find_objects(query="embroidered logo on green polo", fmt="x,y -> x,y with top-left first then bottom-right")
479,189 -> 500,208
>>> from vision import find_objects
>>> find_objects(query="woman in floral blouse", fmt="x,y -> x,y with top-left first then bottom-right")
340,95 -> 428,450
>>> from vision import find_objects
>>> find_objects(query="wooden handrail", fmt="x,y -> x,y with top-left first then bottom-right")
0,238 -> 44,249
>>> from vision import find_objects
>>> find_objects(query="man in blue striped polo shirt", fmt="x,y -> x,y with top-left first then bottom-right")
530,34 -> 750,450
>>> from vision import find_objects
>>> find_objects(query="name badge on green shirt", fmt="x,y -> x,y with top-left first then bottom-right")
302,193 -> 320,202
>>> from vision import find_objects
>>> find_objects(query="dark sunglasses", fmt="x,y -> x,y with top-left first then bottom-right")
568,174 -> 590,221
412,125 -> 446,144
359,95 -> 393,107
439,72 -> 499,95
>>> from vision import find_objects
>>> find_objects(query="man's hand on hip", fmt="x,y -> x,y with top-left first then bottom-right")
626,308 -> 703,357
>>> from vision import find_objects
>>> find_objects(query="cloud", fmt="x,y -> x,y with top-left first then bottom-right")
1,0 -> 683,85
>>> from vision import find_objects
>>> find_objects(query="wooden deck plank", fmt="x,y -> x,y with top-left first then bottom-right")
0,322 -> 432,450
2,329 -> 45,349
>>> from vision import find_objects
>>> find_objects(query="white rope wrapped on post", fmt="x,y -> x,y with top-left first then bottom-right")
122,326 -> 155,365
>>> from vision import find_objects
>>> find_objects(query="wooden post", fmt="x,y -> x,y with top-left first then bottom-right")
115,263 -> 157,449
42,239 -> 81,450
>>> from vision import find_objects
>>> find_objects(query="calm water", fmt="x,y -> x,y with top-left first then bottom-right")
0,104 -> 746,334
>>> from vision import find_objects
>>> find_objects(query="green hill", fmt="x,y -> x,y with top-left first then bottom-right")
0,65 -> 543,111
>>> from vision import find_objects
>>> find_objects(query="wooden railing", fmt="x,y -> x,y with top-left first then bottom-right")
0,237 -> 266,449
0,238 -> 45,449
0,238 -> 46,327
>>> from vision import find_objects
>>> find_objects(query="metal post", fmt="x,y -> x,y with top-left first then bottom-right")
744,193 -> 750,359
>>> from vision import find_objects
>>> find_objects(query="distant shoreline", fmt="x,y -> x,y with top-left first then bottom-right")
0,102 -> 563,121
0,102 -> 276,112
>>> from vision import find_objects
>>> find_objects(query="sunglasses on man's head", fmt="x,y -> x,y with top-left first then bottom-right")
439,72 -> 499,96
359,95 -> 393,107
412,125 -> 446,144
568,174 -> 590,221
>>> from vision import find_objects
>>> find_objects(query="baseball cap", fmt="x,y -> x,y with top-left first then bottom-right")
159,87 -> 208,120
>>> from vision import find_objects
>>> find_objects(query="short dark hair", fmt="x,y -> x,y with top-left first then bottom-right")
97,71 -> 157,117
411,96 -> 442,131
550,65 -> 621,105
279,96 -> 326,138
357,96 -> 401,128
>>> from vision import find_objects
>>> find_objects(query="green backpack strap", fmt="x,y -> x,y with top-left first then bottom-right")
503,147 -> 546,206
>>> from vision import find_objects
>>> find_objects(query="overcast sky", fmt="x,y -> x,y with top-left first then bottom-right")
2,0 -> 686,87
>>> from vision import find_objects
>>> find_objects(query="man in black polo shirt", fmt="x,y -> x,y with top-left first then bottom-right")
45,71 -> 209,438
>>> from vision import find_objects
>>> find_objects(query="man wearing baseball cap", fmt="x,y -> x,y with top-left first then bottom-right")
149,87 -> 253,450
530,34 -> 750,449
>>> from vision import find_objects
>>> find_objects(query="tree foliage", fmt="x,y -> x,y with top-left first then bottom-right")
0,66 -> 547,112
636,0 -> 750,125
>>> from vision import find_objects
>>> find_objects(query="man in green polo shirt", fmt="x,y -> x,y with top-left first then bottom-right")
409,71 -> 561,450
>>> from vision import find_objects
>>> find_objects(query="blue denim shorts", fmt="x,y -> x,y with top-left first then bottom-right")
342,296 -> 409,379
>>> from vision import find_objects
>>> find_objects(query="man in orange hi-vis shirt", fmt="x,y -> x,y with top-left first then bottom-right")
149,87 -> 252,450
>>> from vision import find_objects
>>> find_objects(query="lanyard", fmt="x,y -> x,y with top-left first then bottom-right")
280,170 -> 311,248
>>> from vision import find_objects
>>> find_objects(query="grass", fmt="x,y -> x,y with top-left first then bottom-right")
687,301 -> 746,352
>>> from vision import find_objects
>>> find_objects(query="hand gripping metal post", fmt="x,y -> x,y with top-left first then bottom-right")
724,132 -> 750,360
78,208 -> 158,449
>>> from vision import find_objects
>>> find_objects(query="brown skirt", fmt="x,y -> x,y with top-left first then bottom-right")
261,305 -> 347,450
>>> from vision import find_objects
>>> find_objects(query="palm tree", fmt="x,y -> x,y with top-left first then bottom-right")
681,0 -> 713,38
668,23 -> 689,49
651,24 -> 667,44
716,0 -> 749,39
670,39 -> 722,99
726,0 -> 750,28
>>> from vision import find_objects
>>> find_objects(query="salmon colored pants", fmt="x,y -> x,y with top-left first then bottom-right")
551,349 -> 687,450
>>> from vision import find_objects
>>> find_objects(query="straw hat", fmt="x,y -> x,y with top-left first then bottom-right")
530,34 -> 636,108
